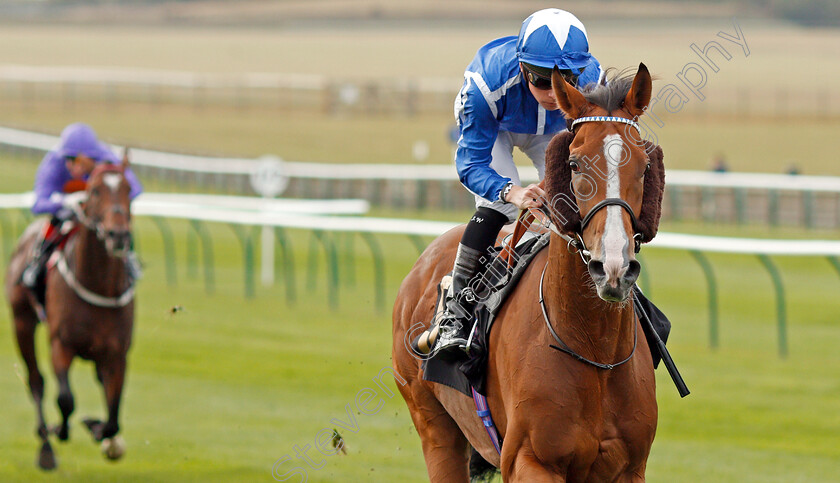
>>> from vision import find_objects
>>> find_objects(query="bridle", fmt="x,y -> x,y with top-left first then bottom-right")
68,173 -> 133,258
58,171 -> 136,308
539,115 -> 645,370
546,115 -> 646,259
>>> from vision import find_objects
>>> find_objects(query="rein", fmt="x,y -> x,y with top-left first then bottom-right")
58,177 -> 136,308
537,115 -> 644,369
538,262 -> 637,370
55,251 -> 135,308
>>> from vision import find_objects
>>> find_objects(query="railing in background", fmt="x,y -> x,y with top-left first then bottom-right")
3,193 -> 839,358
0,65 -> 456,115
1,65 -> 838,119
3,125 -> 840,228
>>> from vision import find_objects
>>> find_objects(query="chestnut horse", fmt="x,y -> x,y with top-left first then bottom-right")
393,65 -> 665,481
5,161 -> 136,470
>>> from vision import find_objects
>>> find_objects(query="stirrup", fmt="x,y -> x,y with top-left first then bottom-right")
21,263 -> 40,288
432,317 -> 470,355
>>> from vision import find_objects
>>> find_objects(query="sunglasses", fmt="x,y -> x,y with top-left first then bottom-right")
64,155 -> 98,163
523,65 -> 583,90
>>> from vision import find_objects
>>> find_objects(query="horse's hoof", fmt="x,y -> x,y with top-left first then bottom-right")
101,436 -> 126,461
82,418 -> 104,441
52,424 -> 70,442
38,441 -> 57,471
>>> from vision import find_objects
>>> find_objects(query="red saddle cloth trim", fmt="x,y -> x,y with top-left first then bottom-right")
45,224 -> 79,270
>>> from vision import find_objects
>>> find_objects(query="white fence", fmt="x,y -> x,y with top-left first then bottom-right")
2,191 -> 839,357
5,125 -> 840,186
4,125 -> 840,226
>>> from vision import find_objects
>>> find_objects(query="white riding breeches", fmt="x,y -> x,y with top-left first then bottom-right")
474,130 -> 555,221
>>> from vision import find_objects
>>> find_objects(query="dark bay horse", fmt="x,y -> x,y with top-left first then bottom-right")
5,161 -> 136,470
393,65 -> 665,481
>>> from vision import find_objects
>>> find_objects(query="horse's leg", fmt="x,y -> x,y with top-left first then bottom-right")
12,303 -> 56,470
400,382 -> 470,482
86,355 -> 126,444
50,340 -> 75,442
501,439 -> 567,483
10,294 -> 57,470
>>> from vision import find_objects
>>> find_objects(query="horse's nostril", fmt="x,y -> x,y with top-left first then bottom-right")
588,260 -> 606,280
623,260 -> 641,284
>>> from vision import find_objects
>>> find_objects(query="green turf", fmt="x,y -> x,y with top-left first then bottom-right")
1,17 -> 840,479
0,206 -> 839,481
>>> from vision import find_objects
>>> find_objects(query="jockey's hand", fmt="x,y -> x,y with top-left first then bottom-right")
61,191 -> 88,212
506,183 -> 546,210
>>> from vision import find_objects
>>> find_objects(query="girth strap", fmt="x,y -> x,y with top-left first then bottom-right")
471,387 -> 502,455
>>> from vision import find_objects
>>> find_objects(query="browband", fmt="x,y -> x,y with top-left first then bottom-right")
570,116 -> 640,133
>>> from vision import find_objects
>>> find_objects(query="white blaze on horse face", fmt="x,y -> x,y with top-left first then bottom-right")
601,134 -> 629,277
103,173 -> 122,194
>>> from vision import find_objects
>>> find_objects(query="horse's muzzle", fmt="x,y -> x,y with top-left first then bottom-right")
588,259 -> 640,302
105,229 -> 131,257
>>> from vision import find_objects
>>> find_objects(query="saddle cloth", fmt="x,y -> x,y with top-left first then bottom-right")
422,231 -> 672,397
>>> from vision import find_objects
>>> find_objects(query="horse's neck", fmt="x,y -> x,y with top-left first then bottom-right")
543,235 -> 636,363
70,227 -> 126,295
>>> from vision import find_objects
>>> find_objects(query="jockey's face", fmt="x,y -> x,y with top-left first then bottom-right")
65,155 -> 96,179
522,65 -> 560,111
528,80 -> 560,111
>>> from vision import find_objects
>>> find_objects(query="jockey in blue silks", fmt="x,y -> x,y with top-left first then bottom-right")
22,123 -> 144,289
433,9 -> 603,355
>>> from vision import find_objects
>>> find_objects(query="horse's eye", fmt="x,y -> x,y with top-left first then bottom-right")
645,163 -> 651,174
91,187 -> 100,197
569,160 -> 580,172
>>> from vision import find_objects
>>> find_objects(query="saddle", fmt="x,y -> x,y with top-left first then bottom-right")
28,220 -> 78,307
422,210 -> 672,396
422,210 -> 551,395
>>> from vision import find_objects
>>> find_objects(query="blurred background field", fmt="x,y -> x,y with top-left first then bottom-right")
2,0 -> 840,481
0,16 -> 840,171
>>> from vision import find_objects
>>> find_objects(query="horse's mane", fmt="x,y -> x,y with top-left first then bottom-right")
580,67 -> 636,112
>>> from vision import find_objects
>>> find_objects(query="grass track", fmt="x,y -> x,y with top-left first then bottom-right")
1,195 -> 839,481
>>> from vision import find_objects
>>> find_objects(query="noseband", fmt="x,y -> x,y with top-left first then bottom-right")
579,198 -> 642,254
538,116 -> 644,370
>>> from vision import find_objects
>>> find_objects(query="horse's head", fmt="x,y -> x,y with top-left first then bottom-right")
544,64 -> 665,302
80,155 -> 133,258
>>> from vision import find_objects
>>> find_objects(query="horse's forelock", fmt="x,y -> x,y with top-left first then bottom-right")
91,162 -> 123,177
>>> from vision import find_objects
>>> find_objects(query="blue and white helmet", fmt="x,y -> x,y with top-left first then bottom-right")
515,8 -> 592,75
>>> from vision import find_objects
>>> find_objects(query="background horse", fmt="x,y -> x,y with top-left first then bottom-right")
5,161 -> 136,470
393,64 -> 665,482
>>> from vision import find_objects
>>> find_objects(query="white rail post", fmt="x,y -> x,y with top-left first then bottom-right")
250,156 -> 289,287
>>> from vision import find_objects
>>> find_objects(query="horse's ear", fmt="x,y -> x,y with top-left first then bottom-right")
551,67 -> 588,120
623,63 -> 652,119
121,147 -> 130,171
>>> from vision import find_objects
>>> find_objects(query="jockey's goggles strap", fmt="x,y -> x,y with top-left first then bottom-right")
570,116 -> 641,134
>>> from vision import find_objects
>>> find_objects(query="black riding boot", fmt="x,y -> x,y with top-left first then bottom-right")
21,222 -> 63,289
433,206 -> 509,356
434,244 -> 484,354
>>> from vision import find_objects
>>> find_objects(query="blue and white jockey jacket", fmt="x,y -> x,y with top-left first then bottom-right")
453,36 -> 601,202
